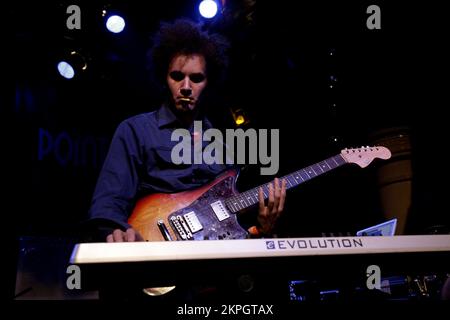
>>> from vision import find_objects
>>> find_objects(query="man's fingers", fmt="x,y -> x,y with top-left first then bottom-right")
112,229 -> 125,242
107,228 -> 144,242
267,183 -> 275,213
259,187 -> 265,213
278,179 -> 287,213
272,178 -> 281,213
126,228 -> 136,242
126,228 -> 145,242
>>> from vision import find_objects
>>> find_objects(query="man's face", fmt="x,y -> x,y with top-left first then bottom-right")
167,54 -> 208,113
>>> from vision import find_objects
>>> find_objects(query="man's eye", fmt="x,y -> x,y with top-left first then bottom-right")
169,71 -> 184,81
189,73 -> 206,83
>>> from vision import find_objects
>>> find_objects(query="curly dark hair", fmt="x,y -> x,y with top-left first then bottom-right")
150,19 -> 230,88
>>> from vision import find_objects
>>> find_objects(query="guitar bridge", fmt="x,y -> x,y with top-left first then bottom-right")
170,216 -> 190,240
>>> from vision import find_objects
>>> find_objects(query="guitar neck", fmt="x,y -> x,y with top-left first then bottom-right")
225,154 -> 347,213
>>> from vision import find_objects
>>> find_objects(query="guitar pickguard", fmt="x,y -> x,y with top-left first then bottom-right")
167,176 -> 248,240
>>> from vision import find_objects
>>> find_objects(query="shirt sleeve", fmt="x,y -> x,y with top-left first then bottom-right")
88,120 -> 143,231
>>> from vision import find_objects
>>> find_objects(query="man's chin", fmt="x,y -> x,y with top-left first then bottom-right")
175,103 -> 196,112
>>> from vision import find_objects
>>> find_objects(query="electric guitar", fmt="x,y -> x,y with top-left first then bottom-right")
129,146 -> 391,242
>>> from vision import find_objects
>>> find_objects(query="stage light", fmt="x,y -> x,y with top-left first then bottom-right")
57,61 -> 75,79
230,108 -> 249,127
56,50 -> 87,80
106,15 -> 126,33
235,115 -> 245,125
199,0 -> 218,19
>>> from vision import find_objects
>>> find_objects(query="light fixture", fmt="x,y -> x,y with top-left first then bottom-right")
230,108 -> 250,127
105,15 -> 126,33
199,0 -> 219,19
56,50 -> 88,80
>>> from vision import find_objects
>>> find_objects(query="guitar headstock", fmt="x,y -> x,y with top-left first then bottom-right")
340,146 -> 391,168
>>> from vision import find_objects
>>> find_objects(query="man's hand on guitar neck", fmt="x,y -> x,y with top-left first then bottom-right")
106,228 -> 144,242
256,177 -> 287,236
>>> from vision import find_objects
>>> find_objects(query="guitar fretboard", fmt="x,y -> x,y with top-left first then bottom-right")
224,154 -> 346,213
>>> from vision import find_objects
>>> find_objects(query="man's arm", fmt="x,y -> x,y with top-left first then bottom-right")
88,120 -> 145,242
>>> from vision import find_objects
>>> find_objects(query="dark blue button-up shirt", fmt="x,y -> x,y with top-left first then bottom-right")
88,104 -> 232,230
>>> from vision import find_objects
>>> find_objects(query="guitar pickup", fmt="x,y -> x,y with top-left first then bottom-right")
183,211 -> 203,233
211,200 -> 230,221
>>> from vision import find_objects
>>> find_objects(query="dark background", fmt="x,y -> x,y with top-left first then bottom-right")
5,0 -> 449,299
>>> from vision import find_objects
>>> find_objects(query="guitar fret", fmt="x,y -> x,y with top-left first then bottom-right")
228,201 -> 233,212
224,200 -> 231,212
323,160 -> 332,170
286,174 -> 297,187
284,178 -> 291,188
318,161 -> 328,171
327,158 -> 338,169
226,201 -> 232,212
302,169 -> 311,179
245,193 -> 255,205
263,185 -> 268,198
250,192 -> 258,204
336,155 -> 346,165
314,163 -> 324,173
243,195 -> 250,207
331,156 -> 339,166
254,191 -> 260,203
286,176 -> 295,187
239,195 -> 247,208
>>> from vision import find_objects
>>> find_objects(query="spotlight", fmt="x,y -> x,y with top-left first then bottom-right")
199,0 -> 219,19
56,50 -> 88,80
57,61 -> 75,79
105,15 -> 126,33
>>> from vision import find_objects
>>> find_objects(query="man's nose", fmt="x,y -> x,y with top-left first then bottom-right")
180,88 -> 192,96
180,78 -> 192,96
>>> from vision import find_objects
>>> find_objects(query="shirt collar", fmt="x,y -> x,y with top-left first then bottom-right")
157,104 -> 180,128
156,104 -> 212,130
